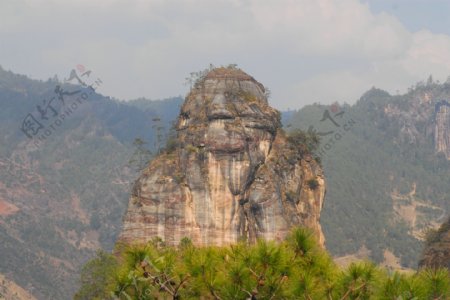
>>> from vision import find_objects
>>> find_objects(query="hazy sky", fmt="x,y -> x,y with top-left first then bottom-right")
1,0 -> 450,110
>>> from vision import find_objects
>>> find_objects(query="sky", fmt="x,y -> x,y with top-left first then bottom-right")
1,0 -> 450,110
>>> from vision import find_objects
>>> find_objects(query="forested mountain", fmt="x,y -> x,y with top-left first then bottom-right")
1,65 -> 450,298
0,65 -> 181,299
286,80 -> 450,269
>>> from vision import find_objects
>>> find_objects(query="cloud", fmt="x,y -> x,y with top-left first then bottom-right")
401,30 -> 450,79
1,0 -> 450,109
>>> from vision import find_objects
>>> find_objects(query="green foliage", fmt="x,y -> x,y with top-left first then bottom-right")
423,227 -> 440,246
74,250 -> 118,300
184,64 -> 215,89
128,138 -> 153,172
239,90 -> 259,103
90,214 -> 101,230
333,262 -> 379,299
286,87 -> 450,267
0,67 -> 182,299
76,228 -> 450,299
419,268 -> 450,299
179,237 -> 193,249
286,129 -> 320,156
165,136 -> 178,153
161,121 -> 179,154
185,144 -> 198,153
173,171 -> 185,184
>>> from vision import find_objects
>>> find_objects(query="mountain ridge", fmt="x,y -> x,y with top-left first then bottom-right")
0,66 -> 182,299
1,66 -> 450,298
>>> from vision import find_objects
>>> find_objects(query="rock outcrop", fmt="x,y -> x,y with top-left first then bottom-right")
120,67 -> 325,246
419,217 -> 450,270
381,87 -> 450,159
434,101 -> 450,159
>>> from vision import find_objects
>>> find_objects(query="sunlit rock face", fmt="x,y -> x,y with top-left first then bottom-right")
435,101 -> 450,159
120,67 -> 325,246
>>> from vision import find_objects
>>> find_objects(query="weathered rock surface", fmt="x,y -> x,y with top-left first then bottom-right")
434,101 -> 450,159
419,217 -> 450,270
380,86 -> 450,159
120,67 -> 325,246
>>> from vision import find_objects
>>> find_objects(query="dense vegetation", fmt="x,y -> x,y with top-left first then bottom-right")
286,129 -> 321,158
420,217 -> 450,269
3,65 -> 450,298
75,228 -> 449,300
0,66 -> 182,299
286,82 -> 450,268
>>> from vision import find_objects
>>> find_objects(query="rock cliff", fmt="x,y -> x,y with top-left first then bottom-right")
120,67 -> 325,246
380,85 -> 450,159
434,101 -> 450,159
419,217 -> 450,270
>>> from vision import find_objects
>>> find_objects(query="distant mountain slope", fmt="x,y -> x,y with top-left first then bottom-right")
0,273 -> 36,300
0,66 -> 181,299
286,81 -> 450,268
2,64 -> 450,297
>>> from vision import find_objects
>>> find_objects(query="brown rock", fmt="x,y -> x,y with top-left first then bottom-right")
120,67 -> 326,246
419,217 -> 450,270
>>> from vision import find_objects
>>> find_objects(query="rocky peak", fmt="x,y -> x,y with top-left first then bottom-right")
380,85 -> 450,158
120,67 -> 325,246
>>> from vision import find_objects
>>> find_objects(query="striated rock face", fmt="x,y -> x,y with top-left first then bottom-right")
419,217 -> 450,270
381,88 -> 450,159
434,101 -> 450,159
120,67 -> 325,246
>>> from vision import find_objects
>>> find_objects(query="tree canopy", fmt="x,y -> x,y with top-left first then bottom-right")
75,227 -> 449,300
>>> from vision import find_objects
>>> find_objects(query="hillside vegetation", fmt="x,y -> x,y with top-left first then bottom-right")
0,66 -> 181,299
3,65 -> 450,298
286,81 -> 450,268
75,227 -> 450,300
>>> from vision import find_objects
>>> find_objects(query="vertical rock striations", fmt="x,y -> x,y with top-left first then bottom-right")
434,101 -> 450,159
120,67 -> 325,246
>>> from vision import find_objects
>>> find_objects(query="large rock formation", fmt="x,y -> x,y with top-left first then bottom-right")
419,217 -> 450,270
120,67 -> 325,246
